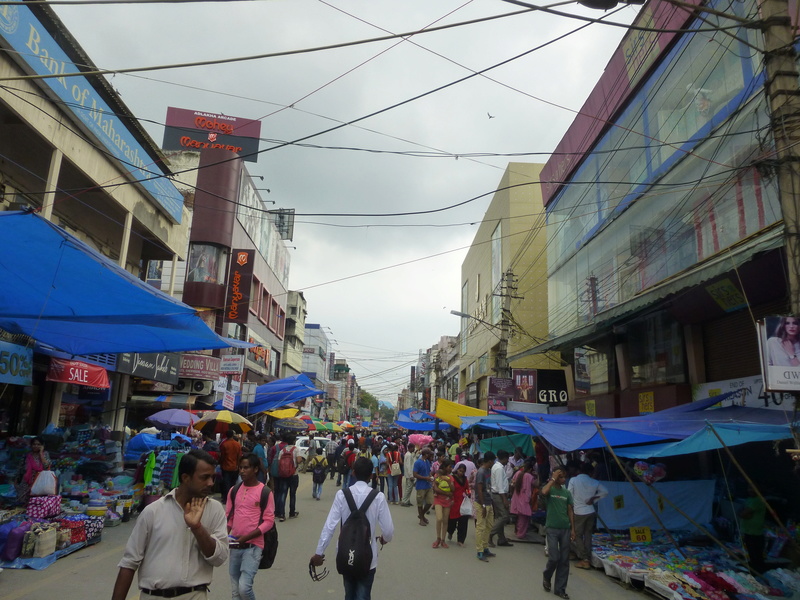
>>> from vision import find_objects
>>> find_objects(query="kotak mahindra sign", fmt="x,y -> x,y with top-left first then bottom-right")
163,107 -> 262,163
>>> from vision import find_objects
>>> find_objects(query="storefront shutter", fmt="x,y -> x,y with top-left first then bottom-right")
703,300 -> 787,381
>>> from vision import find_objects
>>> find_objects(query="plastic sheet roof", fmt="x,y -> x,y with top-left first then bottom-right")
215,374 -> 323,413
0,212 -> 252,355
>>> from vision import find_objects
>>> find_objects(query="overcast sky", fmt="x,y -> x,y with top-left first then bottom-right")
54,0 -> 638,404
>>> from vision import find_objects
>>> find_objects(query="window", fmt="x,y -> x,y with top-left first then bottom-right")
186,244 -> 227,284
478,353 -> 488,375
461,281 -> 469,355
468,362 -> 476,381
276,307 -> 286,339
269,298 -> 280,331
259,287 -> 270,323
250,277 -> 261,315
628,311 -> 686,387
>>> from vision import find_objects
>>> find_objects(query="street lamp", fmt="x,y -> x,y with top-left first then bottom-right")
450,303 -> 511,379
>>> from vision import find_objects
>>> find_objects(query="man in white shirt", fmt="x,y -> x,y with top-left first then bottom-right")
489,449 -> 514,547
112,449 -> 229,600
310,457 -> 394,600
399,443 -> 418,507
567,462 -> 608,569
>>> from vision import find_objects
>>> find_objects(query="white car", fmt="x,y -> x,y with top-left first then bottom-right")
295,436 -> 331,463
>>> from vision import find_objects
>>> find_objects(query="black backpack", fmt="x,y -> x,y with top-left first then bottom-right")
336,487 -> 379,578
310,457 -> 327,484
337,450 -> 351,475
227,483 -> 279,569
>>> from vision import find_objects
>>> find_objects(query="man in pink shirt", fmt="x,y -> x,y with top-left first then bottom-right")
226,454 -> 275,600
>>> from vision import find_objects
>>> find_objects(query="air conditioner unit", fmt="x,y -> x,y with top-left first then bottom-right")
192,380 -> 214,396
175,378 -> 192,392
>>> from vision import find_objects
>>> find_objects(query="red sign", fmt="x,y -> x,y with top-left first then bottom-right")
223,249 -> 255,324
179,354 -> 221,380
165,107 -> 262,139
47,358 -> 110,388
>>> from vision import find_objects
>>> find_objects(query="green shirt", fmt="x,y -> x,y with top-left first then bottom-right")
741,496 -> 766,536
544,485 -> 573,529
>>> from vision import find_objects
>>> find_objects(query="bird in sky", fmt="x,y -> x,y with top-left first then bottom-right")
487,112 -> 495,119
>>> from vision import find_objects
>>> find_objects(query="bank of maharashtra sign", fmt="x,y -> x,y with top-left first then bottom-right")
0,5 -> 184,222
758,316 -> 800,391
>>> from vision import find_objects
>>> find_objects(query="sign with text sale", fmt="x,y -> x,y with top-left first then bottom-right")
629,526 -> 652,543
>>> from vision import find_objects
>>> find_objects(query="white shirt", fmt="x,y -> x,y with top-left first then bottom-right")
403,450 -> 418,479
315,480 -> 395,571
118,489 -> 229,590
490,461 -> 509,495
567,473 -> 609,516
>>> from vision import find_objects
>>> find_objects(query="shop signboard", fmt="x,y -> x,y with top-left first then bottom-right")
536,369 -> 569,405
488,377 -> 514,413
163,107 -> 261,163
692,375 -> 793,410
223,250 -> 255,324
0,339 -> 33,386
220,355 -> 245,374
117,352 -> 181,384
47,358 -> 109,388
512,369 -> 537,402
222,391 -> 235,410
758,316 -> 800,392
179,354 -> 221,380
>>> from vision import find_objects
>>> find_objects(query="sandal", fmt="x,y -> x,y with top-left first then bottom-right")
432,539 -> 440,548
441,541 -> 449,549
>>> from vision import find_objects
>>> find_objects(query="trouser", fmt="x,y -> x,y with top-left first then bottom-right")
275,477 -> 289,517
229,545 -> 262,600
378,476 -> 385,493
312,481 -> 323,499
744,533 -> 765,572
342,568 -> 376,600
328,457 -> 337,479
288,473 -> 298,514
544,527 -> 571,595
573,513 -> 596,560
401,477 -> 415,504
141,592 -> 206,600
474,501 -> 494,553
342,471 -> 350,489
490,496 -> 510,543
221,470 -> 238,502
447,515 -> 470,544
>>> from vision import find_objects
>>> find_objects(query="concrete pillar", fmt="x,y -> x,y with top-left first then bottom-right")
40,148 -> 63,221
615,343 -> 631,390
118,211 -> 133,268
169,253 -> 178,296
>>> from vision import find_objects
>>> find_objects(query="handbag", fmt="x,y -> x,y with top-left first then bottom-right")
390,461 -> 401,476
30,470 -> 57,496
459,494 -> 473,517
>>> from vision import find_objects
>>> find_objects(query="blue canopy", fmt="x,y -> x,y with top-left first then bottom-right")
615,422 -> 795,458
124,432 -> 191,461
393,407 -> 450,431
214,374 -> 323,413
0,212 -> 252,355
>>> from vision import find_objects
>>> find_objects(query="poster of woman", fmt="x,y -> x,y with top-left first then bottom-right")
759,316 -> 800,392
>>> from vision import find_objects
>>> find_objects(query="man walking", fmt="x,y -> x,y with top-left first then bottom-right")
310,458 -> 394,600
112,449 -> 229,600
220,430 -> 242,501
568,461 -> 608,569
226,454 -> 275,600
474,451 -> 496,562
326,434 -> 339,481
541,467 -> 577,600
413,448 -> 434,526
489,449 -> 514,548
274,433 -> 300,521
400,443 -> 417,507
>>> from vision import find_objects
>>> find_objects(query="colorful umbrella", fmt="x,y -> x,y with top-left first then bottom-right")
146,408 -> 198,430
326,422 -> 344,432
194,410 -> 253,434
274,417 -> 310,431
338,420 -> 354,429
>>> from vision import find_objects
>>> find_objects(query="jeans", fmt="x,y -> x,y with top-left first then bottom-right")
544,527 -> 571,595
221,470 -> 238,502
490,496 -> 510,543
229,545 -> 262,600
343,568 -> 376,600
342,471 -> 350,489
386,475 -> 399,502
312,481 -> 323,499
378,476 -> 385,493
275,477 -> 289,517
288,474 -> 298,514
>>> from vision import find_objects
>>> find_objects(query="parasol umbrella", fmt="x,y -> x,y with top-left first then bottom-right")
338,420 -> 354,429
194,410 -> 253,434
325,421 -> 344,432
299,415 -> 329,431
274,417 -> 310,431
146,408 -> 198,430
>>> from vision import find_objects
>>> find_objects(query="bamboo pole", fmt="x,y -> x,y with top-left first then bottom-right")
706,421 -> 794,540
594,423 -> 684,556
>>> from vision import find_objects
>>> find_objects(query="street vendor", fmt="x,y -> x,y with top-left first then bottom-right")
16,437 -> 51,505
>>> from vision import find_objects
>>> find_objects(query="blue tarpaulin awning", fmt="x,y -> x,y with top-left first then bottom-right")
0,212 -> 251,355
215,374 -> 323,414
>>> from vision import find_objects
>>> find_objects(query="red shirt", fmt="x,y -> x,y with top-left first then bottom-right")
220,438 -> 242,472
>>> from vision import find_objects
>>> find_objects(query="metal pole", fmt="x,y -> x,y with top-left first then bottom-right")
594,423 -> 684,556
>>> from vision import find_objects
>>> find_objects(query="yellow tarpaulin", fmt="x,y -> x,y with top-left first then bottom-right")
435,398 -> 487,428
265,407 -> 299,419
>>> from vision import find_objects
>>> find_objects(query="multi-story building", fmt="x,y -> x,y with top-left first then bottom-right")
303,324 -> 331,416
458,163 -> 555,411
0,4 -> 193,434
522,0 -> 792,417
282,291 -> 307,377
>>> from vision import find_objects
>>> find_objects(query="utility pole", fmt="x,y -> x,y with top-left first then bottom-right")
760,0 -> 800,314
494,269 -> 513,379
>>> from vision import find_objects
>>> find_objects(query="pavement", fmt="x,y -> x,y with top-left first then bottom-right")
1,475 -> 647,600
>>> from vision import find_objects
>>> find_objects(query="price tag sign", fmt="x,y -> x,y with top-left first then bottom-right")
630,526 -> 652,543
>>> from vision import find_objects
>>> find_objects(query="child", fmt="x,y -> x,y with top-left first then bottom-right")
432,459 -> 454,549
307,448 -> 328,500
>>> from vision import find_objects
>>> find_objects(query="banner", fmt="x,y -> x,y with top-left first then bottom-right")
179,354 -> 220,380
488,377 -> 514,413
758,316 -> 800,392
223,250 -> 255,323
0,339 -> 33,385
47,358 -> 109,388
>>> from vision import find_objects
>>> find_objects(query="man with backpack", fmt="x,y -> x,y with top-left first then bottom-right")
226,454 -> 275,600
310,457 -> 394,600
307,447 -> 328,501
273,434 -> 300,522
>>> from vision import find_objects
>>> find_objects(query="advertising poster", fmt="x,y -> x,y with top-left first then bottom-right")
758,316 -> 800,392
574,348 -> 590,395
488,377 -> 514,413
512,369 -> 536,402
